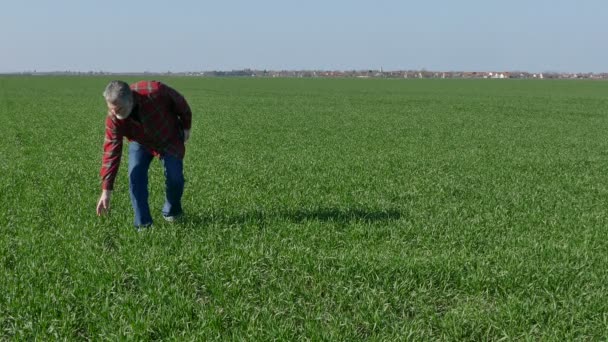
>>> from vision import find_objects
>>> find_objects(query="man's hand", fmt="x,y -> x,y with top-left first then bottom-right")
96,190 -> 112,216
183,129 -> 190,143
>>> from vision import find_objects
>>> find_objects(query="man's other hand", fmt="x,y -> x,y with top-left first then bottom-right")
96,190 -> 112,216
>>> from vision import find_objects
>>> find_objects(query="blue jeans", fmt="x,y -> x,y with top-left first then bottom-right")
128,141 -> 184,227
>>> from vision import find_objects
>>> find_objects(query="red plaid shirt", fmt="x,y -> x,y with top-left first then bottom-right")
100,81 -> 192,190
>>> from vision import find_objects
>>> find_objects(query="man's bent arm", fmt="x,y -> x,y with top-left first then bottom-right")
163,84 -> 192,130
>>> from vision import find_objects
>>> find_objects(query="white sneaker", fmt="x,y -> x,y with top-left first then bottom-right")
163,214 -> 182,222
136,224 -> 153,232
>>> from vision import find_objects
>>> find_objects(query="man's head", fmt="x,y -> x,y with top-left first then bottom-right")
103,80 -> 133,120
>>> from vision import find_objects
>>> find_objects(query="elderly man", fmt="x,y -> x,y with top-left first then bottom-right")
96,80 -> 192,228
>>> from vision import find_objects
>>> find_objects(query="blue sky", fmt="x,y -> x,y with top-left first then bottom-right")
1,0 -> 606,72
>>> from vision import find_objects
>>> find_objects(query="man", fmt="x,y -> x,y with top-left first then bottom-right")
96,80 -> 192,228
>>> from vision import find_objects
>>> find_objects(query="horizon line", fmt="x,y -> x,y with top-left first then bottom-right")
2,69 -> 607,75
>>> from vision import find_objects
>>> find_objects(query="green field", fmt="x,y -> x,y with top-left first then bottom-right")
2,76 -> 608,339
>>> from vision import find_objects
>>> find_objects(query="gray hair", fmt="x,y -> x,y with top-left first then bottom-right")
103,80 -> 132,104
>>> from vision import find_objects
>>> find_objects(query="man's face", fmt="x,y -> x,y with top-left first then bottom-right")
107,100 -> 133,120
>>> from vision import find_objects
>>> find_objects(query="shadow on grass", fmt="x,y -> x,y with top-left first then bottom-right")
185,207 -> 403,226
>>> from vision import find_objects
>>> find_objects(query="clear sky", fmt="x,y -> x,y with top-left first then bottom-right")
1,0 -> 606,73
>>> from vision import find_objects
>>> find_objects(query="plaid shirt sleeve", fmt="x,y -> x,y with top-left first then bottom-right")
100,115 -> 124,190
161,83 -> 192,130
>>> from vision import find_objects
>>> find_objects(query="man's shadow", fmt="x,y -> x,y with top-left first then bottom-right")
186,207 -> 403,226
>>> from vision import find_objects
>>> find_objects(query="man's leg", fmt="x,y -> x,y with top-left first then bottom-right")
161,154 -> 184,218
128,142 -> 154,227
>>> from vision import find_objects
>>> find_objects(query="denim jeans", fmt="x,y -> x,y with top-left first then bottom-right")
128,141 -> 184,227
